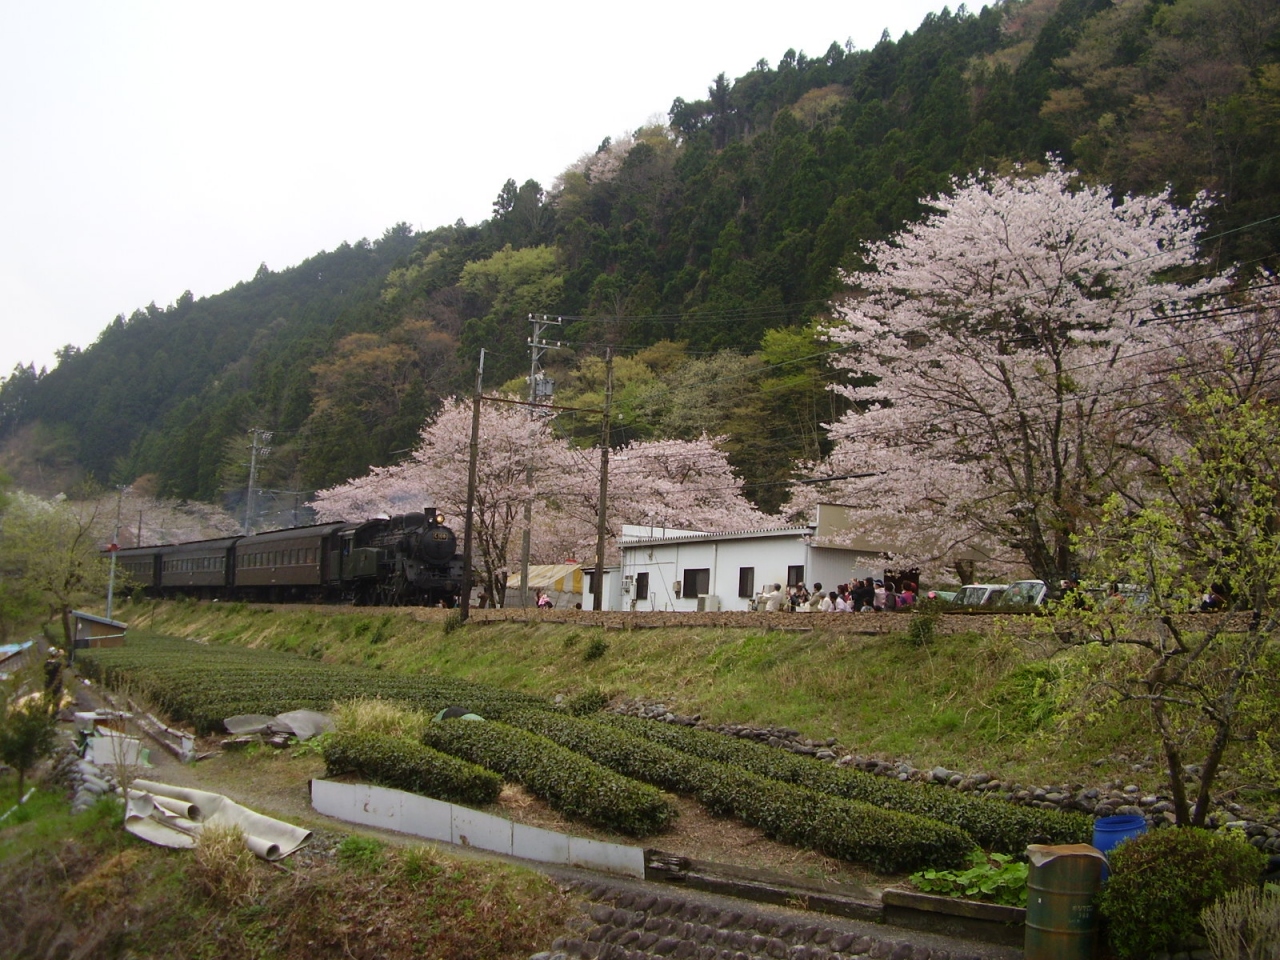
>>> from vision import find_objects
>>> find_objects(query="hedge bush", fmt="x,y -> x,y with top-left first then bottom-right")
1098,827 -> 1266,959
508,709 -> 974,873
600,714 -> 1092,854
77,636 -> 551,734
420,719 -> 676,838
322,729 -> 502,806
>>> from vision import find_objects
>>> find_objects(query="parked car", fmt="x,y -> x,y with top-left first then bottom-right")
952,583 -> 1009,606
999,579 -> 1049,606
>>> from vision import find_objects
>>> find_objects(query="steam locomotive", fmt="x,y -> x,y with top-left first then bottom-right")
111,508 -> 465,606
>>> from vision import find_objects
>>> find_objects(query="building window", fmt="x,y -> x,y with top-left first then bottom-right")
738,567 -> 755,599
635,571 -> 649,600
787,565 -> 805,588
682,568 -> 710,598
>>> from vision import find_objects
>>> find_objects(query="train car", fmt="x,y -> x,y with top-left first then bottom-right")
112,545 -> 163,592
234,522 -> 349,601
99,508 -> 463,608
158,536 -> 240,598
331,509 -> 463,606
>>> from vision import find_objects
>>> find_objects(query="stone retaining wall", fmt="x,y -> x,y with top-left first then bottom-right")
532,879 -> 1001,960
416,606 -> 1250,638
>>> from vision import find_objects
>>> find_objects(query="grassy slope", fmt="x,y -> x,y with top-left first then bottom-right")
0,781 -> 573,960
127,599 -> 1159,789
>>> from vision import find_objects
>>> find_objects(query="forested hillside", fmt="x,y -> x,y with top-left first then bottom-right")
2,0 -> 1277,514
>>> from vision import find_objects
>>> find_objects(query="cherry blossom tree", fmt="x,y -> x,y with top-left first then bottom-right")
551,436 -> 769,556
795,163 -> 1228,584
313,397 -> 552,606
314,400 -> 766,605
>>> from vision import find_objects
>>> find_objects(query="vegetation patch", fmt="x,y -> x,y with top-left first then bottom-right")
323,729 -> 503,806
508,709 -> 974,873
78,634 -> 551,734
599,714 -> 1092,854
421,718 -> 677,837
1098,827 -> 1266,959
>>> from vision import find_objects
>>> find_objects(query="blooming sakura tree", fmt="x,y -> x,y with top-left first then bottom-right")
551,436 -> 769,552
314,397 -> 552,606
314,400 -> 764,605
798,164 -> 1228,584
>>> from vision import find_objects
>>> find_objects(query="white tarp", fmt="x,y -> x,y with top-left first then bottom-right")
222,710 -> 333,741
87,731 -> 147,768
126,779 -> 311,861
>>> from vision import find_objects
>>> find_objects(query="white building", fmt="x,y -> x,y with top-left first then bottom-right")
591,505 -> 893,612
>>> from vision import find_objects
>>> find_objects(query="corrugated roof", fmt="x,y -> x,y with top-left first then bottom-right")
622,525 -> 816,547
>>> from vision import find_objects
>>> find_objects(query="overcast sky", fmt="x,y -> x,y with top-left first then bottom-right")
1,1 -> 954,377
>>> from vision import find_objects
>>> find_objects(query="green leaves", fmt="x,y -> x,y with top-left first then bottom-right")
911,850 -> 1028,906
323,730 -> 501,806
421,719 -> 677,838
78,636 -> 550,735
599,713 -> 1092,854
508,709 -> 975,873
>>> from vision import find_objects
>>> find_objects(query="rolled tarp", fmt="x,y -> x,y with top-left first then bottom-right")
126,779 -> 311,860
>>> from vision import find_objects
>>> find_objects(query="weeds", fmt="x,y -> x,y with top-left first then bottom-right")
332,698 -> 428,740
336,835 -> 386,872
582,637 -> 608,662
189,824 -> 261,907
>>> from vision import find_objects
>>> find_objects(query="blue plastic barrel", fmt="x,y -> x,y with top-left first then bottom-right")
1092,815 -> 1147,881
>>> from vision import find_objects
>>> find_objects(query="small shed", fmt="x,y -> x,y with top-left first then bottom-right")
72,611 -> 128,650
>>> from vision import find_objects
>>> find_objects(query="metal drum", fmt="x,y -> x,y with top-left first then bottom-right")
1025,843 -> 1107,960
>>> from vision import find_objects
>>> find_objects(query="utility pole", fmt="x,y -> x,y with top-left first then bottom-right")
461,349 -> 485,623
519,314 -> 561,607
592,350 -> 613,611
242,428 -> 272,535
105,484 -> 125,620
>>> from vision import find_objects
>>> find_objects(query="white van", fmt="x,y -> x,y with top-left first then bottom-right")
952,583 -> 1008,606
999,579 -> 1049,606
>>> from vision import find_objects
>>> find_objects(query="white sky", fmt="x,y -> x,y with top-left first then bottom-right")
0,1 -> 954,377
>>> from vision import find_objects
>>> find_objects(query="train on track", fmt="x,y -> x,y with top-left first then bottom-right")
111,508 -> 465,606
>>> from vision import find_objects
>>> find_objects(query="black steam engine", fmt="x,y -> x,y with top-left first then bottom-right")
112,508 -> 465,607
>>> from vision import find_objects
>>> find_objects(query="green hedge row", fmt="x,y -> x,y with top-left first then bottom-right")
508,710 -> 973,873
420,720 -> 677,838
322,730 -> 502,806
78,636 -> 550,734
599,714 -> 1093,854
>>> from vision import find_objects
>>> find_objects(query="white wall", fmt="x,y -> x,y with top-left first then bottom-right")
618,535 -> 890,612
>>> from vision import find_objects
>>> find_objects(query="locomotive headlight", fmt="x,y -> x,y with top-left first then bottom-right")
434,512 -> 445,526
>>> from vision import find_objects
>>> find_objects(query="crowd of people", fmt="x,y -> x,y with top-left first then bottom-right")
754,579 -> 920,612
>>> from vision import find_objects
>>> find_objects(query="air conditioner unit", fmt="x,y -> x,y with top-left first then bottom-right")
696,595 -> 721,612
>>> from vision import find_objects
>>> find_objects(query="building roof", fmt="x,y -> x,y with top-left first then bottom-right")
621,525 -> 818,547
71,611 -> 128,629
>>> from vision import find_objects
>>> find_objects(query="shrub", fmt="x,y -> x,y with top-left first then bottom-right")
906,609 -> 939,647
323,729 -> 502,806
564,688 -> 609,716
600,714 -> 1091,854
1201,886 -> 1280,960
421,719 -> 676,837
508,709 -> 974,873
582,637 -> 608,662
1098,827 -> 1266,959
